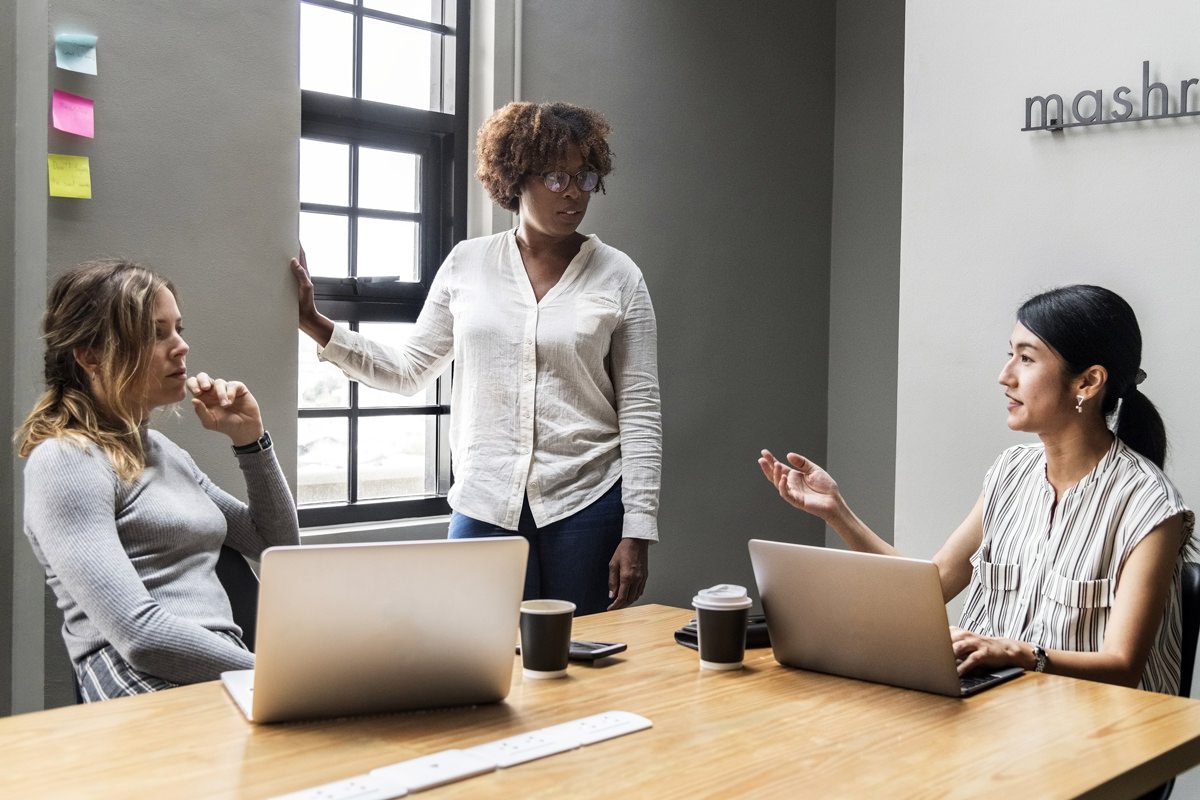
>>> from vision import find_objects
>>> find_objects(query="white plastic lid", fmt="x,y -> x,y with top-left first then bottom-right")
692,584 -> 752,610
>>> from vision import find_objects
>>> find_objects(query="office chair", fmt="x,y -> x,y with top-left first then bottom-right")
1140,561 -> 1200,800
215,545 -> 261,651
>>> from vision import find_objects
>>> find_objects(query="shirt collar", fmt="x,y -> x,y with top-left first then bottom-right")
1040,435 -> 1120,496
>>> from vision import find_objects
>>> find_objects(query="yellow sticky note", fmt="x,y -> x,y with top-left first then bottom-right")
48,153 -> 92,199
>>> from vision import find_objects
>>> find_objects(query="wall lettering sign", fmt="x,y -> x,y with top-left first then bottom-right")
1023,61 -> 1199,132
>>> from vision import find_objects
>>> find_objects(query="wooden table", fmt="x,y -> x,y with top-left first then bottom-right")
4,605 -> 1200,799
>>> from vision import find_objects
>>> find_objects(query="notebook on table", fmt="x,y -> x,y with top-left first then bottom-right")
748,539 -> 1022,697
221,536 -> 528,723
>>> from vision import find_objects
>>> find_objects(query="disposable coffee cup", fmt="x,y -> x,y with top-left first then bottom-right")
692,584 -> 753,671
519,599 -> 576,679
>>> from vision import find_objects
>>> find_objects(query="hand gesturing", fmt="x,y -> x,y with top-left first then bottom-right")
758,449 -> 842,522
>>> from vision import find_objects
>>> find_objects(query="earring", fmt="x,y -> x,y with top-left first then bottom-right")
1075,395 -> 1084,414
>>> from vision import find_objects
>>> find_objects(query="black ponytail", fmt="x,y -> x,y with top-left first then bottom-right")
1017,285 -> 1167,468
1114,388 -> 1167,469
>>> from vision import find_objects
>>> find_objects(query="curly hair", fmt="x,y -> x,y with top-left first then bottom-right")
475,101 -> 613,212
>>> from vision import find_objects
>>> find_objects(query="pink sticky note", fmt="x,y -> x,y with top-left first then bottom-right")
51,90 -> 94,138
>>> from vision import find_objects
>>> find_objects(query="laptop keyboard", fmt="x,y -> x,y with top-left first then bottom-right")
959,673 -> 997,692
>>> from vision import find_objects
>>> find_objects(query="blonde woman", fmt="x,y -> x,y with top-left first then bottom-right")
17,260 -> 298,701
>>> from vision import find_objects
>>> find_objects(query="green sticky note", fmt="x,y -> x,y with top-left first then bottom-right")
48,153 -> 92,199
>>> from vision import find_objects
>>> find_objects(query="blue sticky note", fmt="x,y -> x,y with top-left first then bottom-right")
55,33 -> 98,76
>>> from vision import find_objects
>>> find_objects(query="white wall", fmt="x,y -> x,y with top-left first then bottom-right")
900,2 -> 1200,794
899,2 -> 1200,555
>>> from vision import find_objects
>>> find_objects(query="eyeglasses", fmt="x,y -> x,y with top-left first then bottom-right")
538,169 -> 600,193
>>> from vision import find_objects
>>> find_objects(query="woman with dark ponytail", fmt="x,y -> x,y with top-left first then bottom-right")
1017,284 -> 1167,468
760,284 -> 1194,694
16,260 -> 299,701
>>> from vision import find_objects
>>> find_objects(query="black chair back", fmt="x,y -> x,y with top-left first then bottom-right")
1138,561 -> 1200,800
1178,562 -> 1200,698
215,546 -> 260,651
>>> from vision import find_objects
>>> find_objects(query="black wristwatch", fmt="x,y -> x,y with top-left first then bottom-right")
1032,645 -> 1049,673
232,430 -> 272,455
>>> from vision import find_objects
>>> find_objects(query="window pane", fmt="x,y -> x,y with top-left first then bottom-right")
363,0 -> 440,24
361,19 -> 437,111
357,217 -> 418,280
300,139 -> 349,206
358,147 -> 420,213
357,322 -> 437,407
298,330 -> 349,409
358,415 -> 428,500
300,3 -> 353,98
298,417 -> 349,504
299,212 -> 349,277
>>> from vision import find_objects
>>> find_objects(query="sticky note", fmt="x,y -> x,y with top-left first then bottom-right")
47,154 -> 92,199
54,33 -> 98,75
51,90 -> 95,138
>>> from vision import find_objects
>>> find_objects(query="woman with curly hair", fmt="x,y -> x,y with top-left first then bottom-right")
291,102 -> 661,615
18,259 -> 299,700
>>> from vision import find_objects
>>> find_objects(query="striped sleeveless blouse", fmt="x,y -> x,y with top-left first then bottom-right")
958,438 -> 1194,695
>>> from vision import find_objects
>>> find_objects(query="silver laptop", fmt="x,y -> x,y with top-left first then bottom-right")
221,536 -> 528,723
748,539 -> 1022,697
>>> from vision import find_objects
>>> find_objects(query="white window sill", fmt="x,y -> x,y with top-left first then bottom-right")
300,515 -> 452,545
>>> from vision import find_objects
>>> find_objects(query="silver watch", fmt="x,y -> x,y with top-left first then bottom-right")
1032,645 -> 1049,673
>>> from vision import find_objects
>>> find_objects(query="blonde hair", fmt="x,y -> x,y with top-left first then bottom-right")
15,259 -> 174,481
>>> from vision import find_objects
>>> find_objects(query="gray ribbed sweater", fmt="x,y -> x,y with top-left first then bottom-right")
23,428 -> 299,684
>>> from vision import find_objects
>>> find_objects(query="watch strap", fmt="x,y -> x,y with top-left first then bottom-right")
232,430 -> 272,455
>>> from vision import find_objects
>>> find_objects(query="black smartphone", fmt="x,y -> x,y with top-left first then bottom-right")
568,640 -> 627,661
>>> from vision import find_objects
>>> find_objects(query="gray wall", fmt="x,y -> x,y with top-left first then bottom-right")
5,0 -> 52,716
0,0 -> 18,719
518,0 -> 837,607
825,0 -> 903,547
4,0 -> 298,712
2,0 -> 890,712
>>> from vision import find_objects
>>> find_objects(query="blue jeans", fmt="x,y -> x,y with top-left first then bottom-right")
449,481 -> 624,616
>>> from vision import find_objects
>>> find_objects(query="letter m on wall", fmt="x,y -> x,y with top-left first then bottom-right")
1025,94 -> 1065,130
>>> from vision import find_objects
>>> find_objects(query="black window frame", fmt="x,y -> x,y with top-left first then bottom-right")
298,0 -> 469,528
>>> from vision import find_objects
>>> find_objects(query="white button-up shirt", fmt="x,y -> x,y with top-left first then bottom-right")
318,230 -> 662,540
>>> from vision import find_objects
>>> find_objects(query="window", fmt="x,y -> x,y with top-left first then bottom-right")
297,0 -> 468,526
